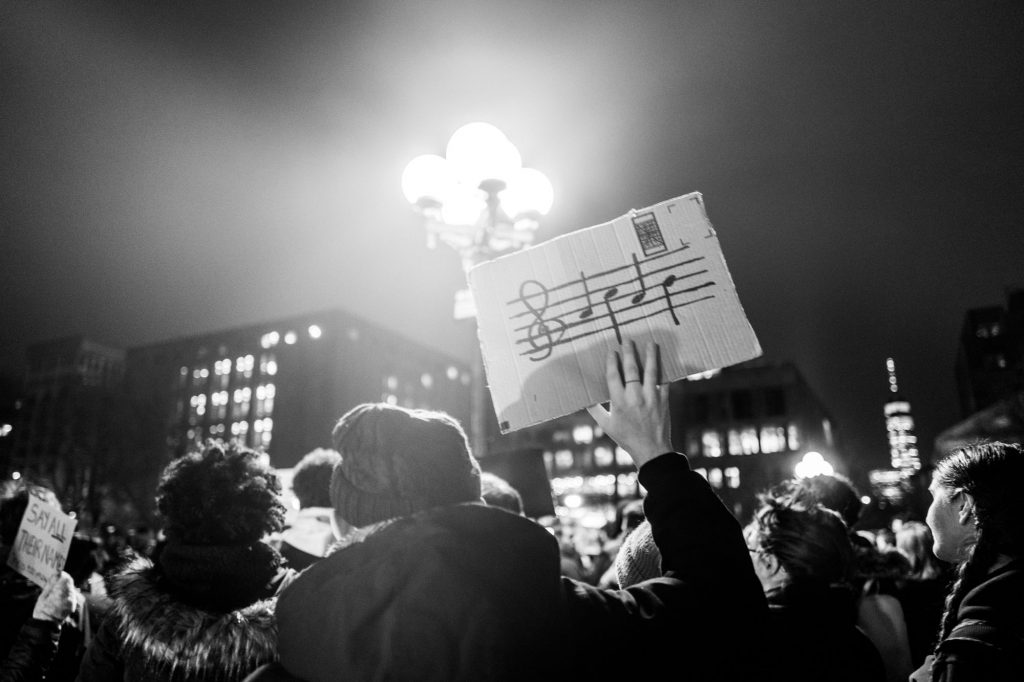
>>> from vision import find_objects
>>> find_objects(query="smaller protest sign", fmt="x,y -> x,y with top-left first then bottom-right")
6,491 -> 77,588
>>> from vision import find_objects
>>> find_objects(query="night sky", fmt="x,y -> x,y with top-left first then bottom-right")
2,1 -> 1022,477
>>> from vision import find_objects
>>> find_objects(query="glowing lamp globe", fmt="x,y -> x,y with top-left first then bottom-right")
445,122 -> 522,187
501,167 -> 554,217
401,154 -> 455,205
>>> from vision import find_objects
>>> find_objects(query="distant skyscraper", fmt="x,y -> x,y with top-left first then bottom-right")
883,357 -> 920,476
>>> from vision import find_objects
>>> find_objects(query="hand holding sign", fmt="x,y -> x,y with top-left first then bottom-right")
587,341 -> 672,468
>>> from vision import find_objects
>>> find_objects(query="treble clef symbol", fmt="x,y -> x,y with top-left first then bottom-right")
520,279 -> 567,361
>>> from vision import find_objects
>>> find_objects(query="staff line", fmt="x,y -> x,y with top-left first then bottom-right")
516,295 -> 717,356
511,275 -> 713,332
503,240 -> 693,306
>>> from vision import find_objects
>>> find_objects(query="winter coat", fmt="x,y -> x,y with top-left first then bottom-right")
0,619 -> 61,682
275,453 -> 769,682
762,582 -> 886,682
930,556 -> 1024,682
75,543 -> 295,682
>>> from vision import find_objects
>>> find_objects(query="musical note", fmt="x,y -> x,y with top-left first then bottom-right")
603,286 -> 621,344
662,276 -> 716,326
507,241 -> 716,358
661,274 -> 679,325
519,279 -> 567,361
579,272 -> 594,320
630,254 -> 647,305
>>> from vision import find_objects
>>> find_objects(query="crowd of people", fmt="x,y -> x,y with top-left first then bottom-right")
1,341 -> 1022,681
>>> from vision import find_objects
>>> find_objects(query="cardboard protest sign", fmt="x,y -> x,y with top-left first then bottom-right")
468,191 -> 761,433
6,491 -> 76,587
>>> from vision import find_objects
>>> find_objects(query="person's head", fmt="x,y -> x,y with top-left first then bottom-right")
780,473 -> 863,530
1,481 -> 60,547
329,403 -> 482,529
156,439 -> 285,546
744,495 -> 854,593
930,441 -> 1024,646
614,519 -> 661,588
895,520 -> 942,580
291,448 -> 342,509
927,441 -> 1024,564
480,472 -> 524,515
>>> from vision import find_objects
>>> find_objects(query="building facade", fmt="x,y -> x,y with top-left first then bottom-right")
125,308 -> 473,471
5,337 -> 125,517
954,287 -> 1024,419
499,358 -> 839,528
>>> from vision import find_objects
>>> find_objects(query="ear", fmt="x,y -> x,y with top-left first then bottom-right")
757,550 -> 781,576
958,493 -> 976,527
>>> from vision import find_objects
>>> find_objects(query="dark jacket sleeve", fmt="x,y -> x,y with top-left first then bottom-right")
0,619 -> 60,682
73,614 -> 124,682
562,452 -> 768,679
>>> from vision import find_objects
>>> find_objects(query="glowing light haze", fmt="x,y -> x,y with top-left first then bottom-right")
1,0 -> 1022,475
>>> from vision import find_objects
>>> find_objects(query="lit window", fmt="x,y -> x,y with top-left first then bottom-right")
728,429 -> 743,456
308,325 -> 322,339
708,468 -> 723,489
787,425 -> 801,451
702,430 -> 722,457
616,472 -> 638,497
725,467 -> 740,488
284,331 -> 297,345
593,445 -> 614,467
760,426 -> 786,453
384,394 -> 398,405
199,368 -> 209,379
990,323 -> 1001,336
179,366 -> 188,376
261,331 -> 280,349
555,449 -> 574,470
740,428 -> 760,455
572,424 -> 594,444
421,373 -> 433,389
386,376 -> 398,391
446,366 -> 459,381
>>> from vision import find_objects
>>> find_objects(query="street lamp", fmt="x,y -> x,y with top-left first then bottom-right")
402,122 -> 553,457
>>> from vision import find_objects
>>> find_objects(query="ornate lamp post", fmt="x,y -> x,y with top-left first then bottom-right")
402,122 -> 553,457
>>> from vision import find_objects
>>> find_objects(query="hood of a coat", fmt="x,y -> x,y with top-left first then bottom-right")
957,557 -> 1024,630
277,503 -> 567,682
106,555 -> 284,681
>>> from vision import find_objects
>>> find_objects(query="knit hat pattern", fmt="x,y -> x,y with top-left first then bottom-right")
330,403 -> 482,528
615,519 -> 663,588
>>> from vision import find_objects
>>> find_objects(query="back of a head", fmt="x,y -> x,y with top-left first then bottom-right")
480,472 -> 523,515
750,495 -> 855,588
291,448 -> 342,509
615,519 -> 662,588
157,439 -> 285,545
935,440 -> 1024,558
782,474 -> 863,530
329,403 -> 482,528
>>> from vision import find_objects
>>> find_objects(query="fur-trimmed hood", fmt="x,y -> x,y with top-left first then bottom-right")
105,553 -> 288,682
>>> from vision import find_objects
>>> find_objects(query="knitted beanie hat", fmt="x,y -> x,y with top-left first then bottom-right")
329,403 -> 483,528
615,519 -> 663,588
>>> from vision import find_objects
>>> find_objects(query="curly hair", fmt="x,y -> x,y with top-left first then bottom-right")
291,448 -> 341,509
156,439 -> 285,545
933,441 -> 1024,650
775,473 -> 863,529
747,494 -> 855,588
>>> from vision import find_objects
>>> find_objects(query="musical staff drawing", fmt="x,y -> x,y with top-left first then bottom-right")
504,240 -> 718,360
